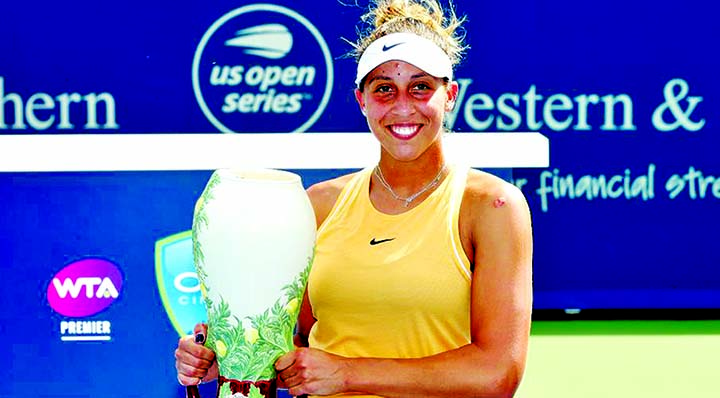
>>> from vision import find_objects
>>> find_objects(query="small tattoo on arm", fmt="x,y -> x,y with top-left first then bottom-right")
493,197 -> 506,208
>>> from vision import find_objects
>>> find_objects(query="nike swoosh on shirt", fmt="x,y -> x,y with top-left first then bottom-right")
370,237 -> 396,245
382,42 -> 404,52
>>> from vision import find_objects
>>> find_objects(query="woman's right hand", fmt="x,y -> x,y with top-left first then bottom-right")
175,323 -> 218,386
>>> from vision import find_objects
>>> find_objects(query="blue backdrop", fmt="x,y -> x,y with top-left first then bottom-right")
1,0 -> 718,397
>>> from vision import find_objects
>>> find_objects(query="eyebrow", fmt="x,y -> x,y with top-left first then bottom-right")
366,72 -> 433,86
366,76 -> 392,86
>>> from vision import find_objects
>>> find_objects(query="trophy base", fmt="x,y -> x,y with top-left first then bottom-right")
217,376 -> 277,398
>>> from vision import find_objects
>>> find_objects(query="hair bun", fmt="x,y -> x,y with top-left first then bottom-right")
353,0 -> 467,67
374,0 -> 442,29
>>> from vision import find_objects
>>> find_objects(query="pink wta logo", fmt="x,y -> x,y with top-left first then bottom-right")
47,258 -> 123,317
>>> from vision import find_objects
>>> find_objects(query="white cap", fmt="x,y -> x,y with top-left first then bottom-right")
355,32 -> 453,88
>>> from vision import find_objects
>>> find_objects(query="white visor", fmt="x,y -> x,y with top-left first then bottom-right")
355,32 -> 453,88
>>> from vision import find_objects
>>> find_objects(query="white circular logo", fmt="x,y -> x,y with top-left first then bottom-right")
192,4 -> 334,133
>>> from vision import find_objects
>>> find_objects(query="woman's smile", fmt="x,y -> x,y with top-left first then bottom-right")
387,123 -> 423,140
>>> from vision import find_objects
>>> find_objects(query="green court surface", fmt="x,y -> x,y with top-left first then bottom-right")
516,320 -> 720,397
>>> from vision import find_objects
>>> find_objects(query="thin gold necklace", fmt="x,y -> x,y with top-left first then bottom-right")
373,164 -> 446,207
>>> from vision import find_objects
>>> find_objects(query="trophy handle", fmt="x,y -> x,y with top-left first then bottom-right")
185,332 -> 206,398
186,385 -> 201,398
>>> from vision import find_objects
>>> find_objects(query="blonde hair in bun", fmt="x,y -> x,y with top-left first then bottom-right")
352,0 -> 467,68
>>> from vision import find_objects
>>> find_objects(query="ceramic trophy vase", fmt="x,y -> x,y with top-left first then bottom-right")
192,169 -> 316,398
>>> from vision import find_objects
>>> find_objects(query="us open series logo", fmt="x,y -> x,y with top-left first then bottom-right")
192,4 -> 334,133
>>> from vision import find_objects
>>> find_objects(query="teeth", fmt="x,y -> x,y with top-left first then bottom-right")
391,125 -> 418,137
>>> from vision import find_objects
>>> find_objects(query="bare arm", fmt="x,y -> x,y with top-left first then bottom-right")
277,177 -> 533,397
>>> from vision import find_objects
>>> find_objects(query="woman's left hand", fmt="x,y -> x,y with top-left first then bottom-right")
275,347 -> 350,396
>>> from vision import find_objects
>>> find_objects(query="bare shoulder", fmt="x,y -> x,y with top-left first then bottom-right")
461,169 -> 533,275
462,169 -> 531,234
306,172 -> 358,227
464,169 -> 527,209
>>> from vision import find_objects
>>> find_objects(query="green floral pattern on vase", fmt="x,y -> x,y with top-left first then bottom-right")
247,386 -> 265,398
191,170 -> 314,398
199,256 -> 311,382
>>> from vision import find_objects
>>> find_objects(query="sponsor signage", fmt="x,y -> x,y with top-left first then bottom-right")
155,231 -> 207,336
0,0 -> 716,328
46,258 -> 123,342
0,76 -> 119,131
1,1 -> 718,396
192,4 -> 334,133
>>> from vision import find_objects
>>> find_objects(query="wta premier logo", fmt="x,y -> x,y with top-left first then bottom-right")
155,231 -> 206,336
192,4 -> 334,133
47,258 -> 122,341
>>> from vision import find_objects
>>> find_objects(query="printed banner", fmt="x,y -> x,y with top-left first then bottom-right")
1,1 -> 717,396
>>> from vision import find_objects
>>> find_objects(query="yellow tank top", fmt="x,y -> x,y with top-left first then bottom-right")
307,165 -> 472,397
